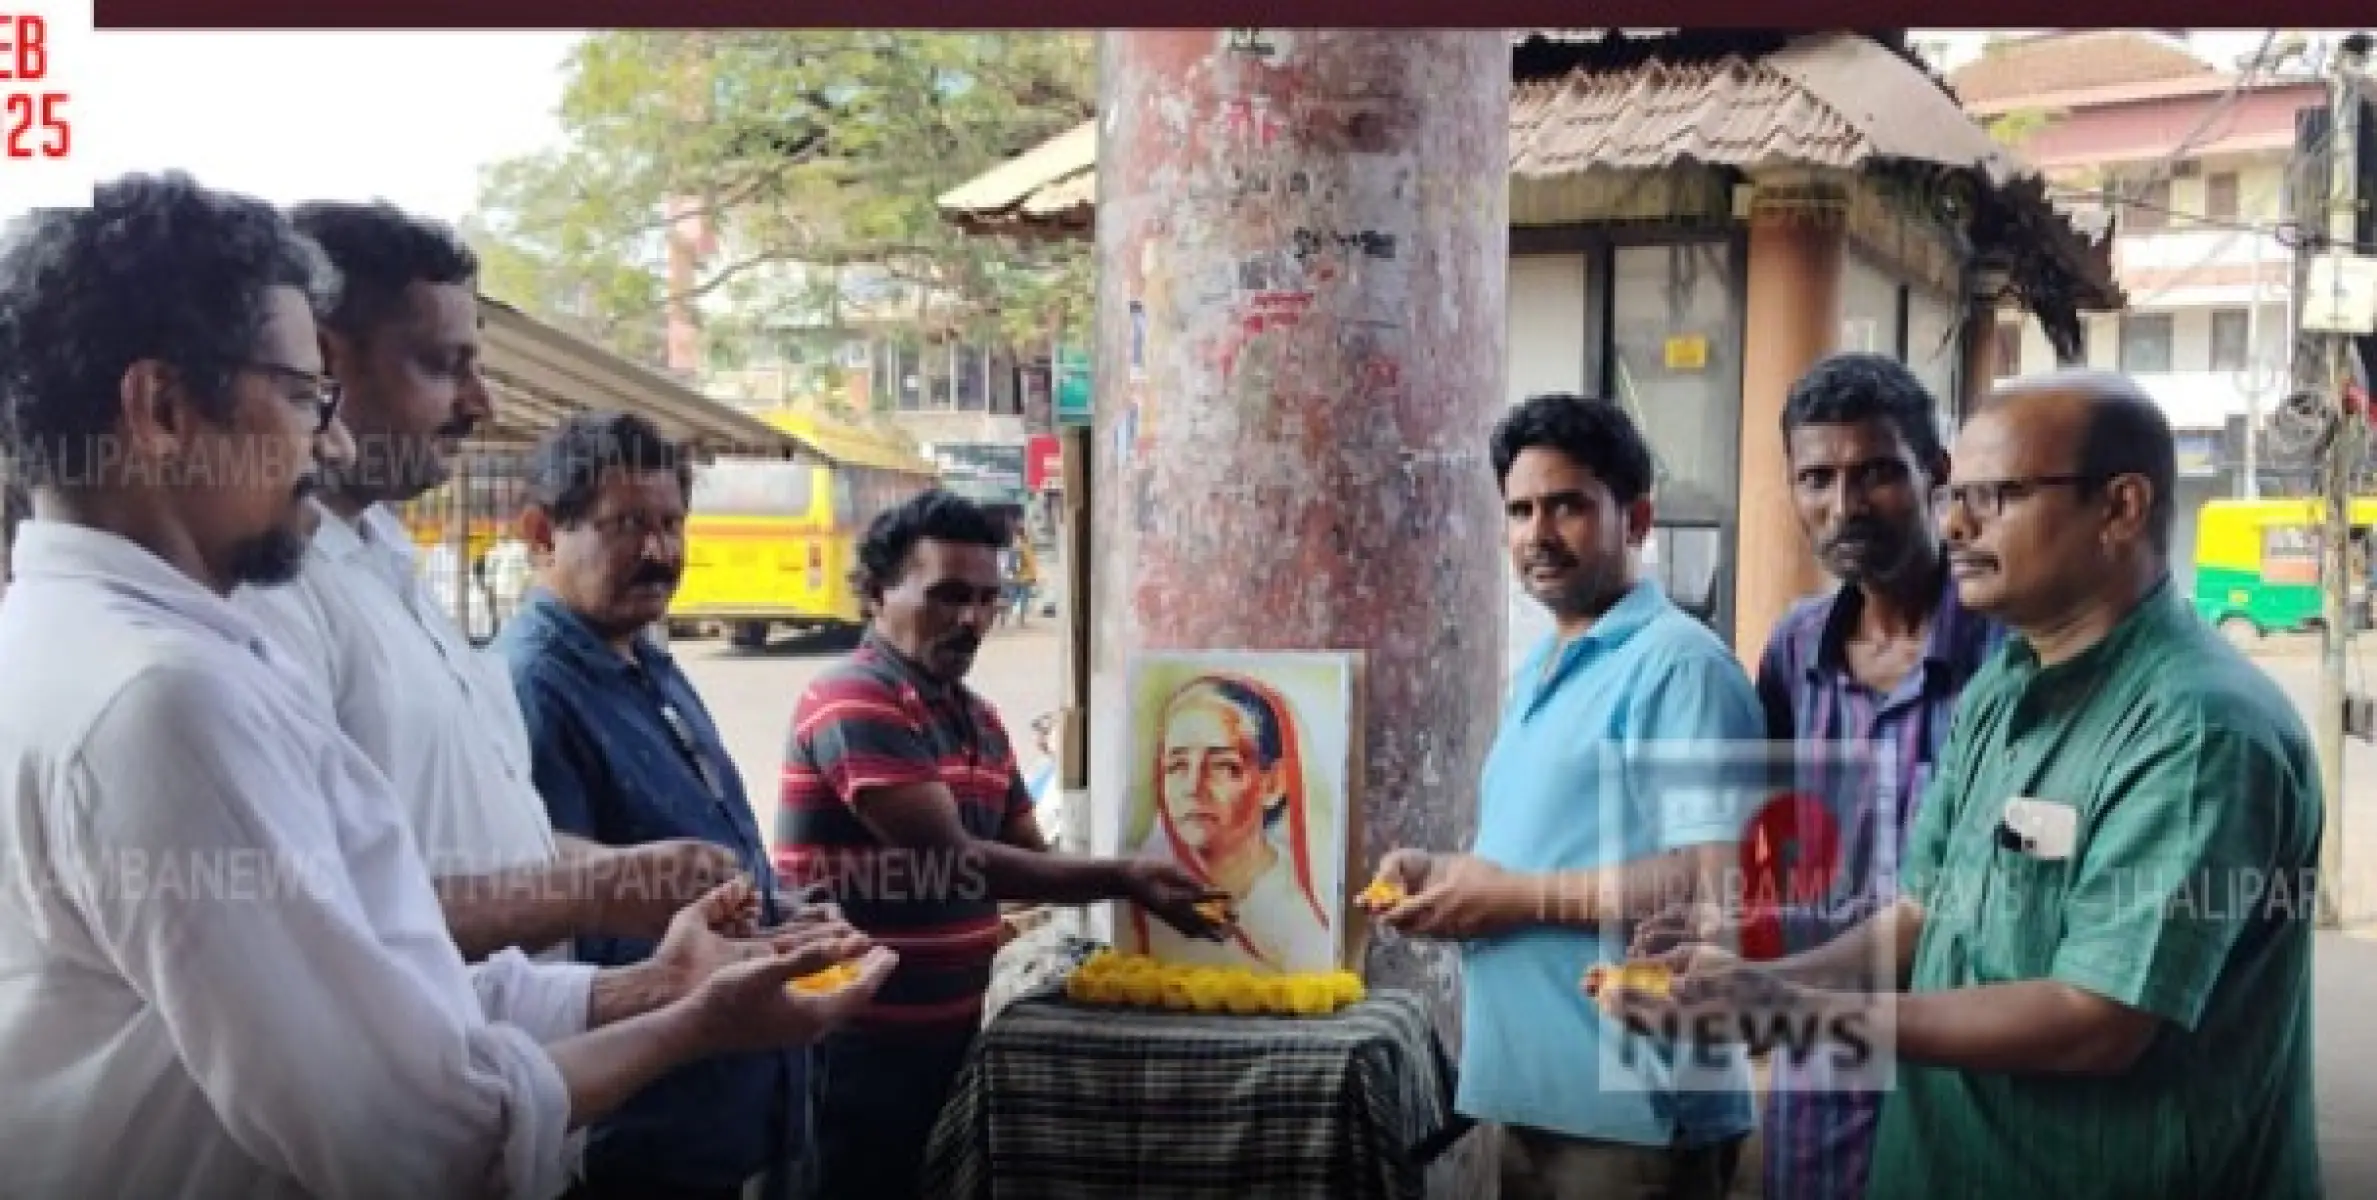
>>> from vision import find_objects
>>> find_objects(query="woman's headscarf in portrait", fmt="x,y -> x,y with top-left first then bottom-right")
1134,673 -> 1329,962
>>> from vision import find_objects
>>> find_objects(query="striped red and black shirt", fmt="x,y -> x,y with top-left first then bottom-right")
776,631 -> 1033,1035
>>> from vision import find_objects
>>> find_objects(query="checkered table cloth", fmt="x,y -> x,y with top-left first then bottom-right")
922,985 -> 1463,1200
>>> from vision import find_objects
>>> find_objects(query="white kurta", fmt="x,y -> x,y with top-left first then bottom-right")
232,503 -> 561,884
0,521 -> 589,1199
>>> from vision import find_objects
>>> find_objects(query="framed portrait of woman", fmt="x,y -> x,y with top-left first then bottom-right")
1117,651 -> 1360,974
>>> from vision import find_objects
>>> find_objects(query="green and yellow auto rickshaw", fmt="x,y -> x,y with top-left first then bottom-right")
2192,497 -> 2377,636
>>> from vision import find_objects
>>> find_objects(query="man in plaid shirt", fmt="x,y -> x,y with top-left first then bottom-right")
1641,355 -> 1997,1199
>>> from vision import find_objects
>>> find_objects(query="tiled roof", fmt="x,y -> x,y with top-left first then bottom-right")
947,34 -> 2021,227
938,31 -> 2121,324
1509,36 -> 2010,180
1949,30 -> 2212,106
1511,57 -> 1860,176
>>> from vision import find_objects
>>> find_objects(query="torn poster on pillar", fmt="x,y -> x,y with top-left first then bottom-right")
1129,301 -> 1148,382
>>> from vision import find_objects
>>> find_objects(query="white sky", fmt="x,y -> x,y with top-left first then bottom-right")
1916,28 -> 2308,74
7,31 -> 583,224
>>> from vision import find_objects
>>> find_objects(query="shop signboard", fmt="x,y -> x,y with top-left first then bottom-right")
1055,346 -> 1093,428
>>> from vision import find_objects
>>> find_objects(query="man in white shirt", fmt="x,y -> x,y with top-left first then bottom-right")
0,172 -> 894,1200
231,200 -> 742,963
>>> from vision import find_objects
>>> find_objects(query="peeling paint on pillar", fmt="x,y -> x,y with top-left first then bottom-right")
1089,30 -> 1509,1193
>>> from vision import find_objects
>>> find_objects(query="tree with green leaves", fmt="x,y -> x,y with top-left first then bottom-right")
466,31 -> 1096,377
1984,107 -> 2060,149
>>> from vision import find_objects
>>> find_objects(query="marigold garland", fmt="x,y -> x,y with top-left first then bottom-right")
1062,949 -> 1366,1016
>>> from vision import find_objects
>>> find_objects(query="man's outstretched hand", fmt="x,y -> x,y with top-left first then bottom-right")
1121,859 -> 1232,941
589,839 -> 748,940
1630,899 -> 1734,959
1371,849 -> 1534,940
684,943 -> 898,1056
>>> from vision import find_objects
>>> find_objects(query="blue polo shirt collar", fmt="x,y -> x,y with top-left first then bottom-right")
1527,577 -> 1668,708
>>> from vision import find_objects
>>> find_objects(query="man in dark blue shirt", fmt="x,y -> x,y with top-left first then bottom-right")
497,412 -> 804,1200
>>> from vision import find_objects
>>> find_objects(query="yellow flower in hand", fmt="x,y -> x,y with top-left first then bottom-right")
785,962 -> 861,994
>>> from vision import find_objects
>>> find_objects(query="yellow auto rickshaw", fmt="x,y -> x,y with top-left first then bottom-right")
2192,496 -> 2377,635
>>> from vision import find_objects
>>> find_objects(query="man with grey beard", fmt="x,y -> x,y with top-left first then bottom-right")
0,169 -> 890,1200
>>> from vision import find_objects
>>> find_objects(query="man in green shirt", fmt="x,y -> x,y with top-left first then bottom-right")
1620,371 -> 2323,1198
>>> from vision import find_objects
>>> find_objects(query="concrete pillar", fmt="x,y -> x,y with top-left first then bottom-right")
1732,179 -> 1846,672
1090,30 -> 1507,1194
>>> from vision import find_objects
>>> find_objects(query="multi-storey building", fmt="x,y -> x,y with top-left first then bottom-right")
1935,30 -> 2331,582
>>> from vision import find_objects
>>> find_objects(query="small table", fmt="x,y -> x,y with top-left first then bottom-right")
923,984 -> 1467,1200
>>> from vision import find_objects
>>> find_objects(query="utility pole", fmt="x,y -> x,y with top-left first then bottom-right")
2246,220 -> 2267,499
2311,34 -> 2369,929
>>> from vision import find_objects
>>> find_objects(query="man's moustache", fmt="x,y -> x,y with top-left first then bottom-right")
1826,522 -> 1891,549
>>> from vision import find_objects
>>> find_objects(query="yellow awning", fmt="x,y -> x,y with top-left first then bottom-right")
756,409 -> 941,477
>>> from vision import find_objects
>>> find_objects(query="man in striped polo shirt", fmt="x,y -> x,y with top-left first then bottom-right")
778,488 -> 1223,1199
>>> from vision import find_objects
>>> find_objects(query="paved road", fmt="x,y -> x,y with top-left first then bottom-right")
2319,932 -> 2377,1194
2247,641 -> 2377,1194
2232,639 -> 2377,921
676,625 -> 2377,1189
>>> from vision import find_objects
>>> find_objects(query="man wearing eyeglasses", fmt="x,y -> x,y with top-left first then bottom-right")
0,172 -> 890,1200
1616,372 -> 2322,1199
232,201 -> 746,969
495,411 -> 805,1200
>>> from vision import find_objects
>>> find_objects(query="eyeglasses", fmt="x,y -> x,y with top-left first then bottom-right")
1935,474 -> 2099,522
242,361 -> 343,434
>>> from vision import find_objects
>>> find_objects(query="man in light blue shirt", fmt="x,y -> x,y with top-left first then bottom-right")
1379,392 -> 1758,1199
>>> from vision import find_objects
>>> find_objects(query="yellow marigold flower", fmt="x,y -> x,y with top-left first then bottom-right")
1186,972 -> 1229,1012
1160,973 -> 1197,1010
1220,976 -> 1266,1014
1259,977 -> 1296,1014
1327,971 -> 1365,1007
785,962 -> 860,994
1121,972 -> 1165,1007
1286,976 -> 1335,1016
